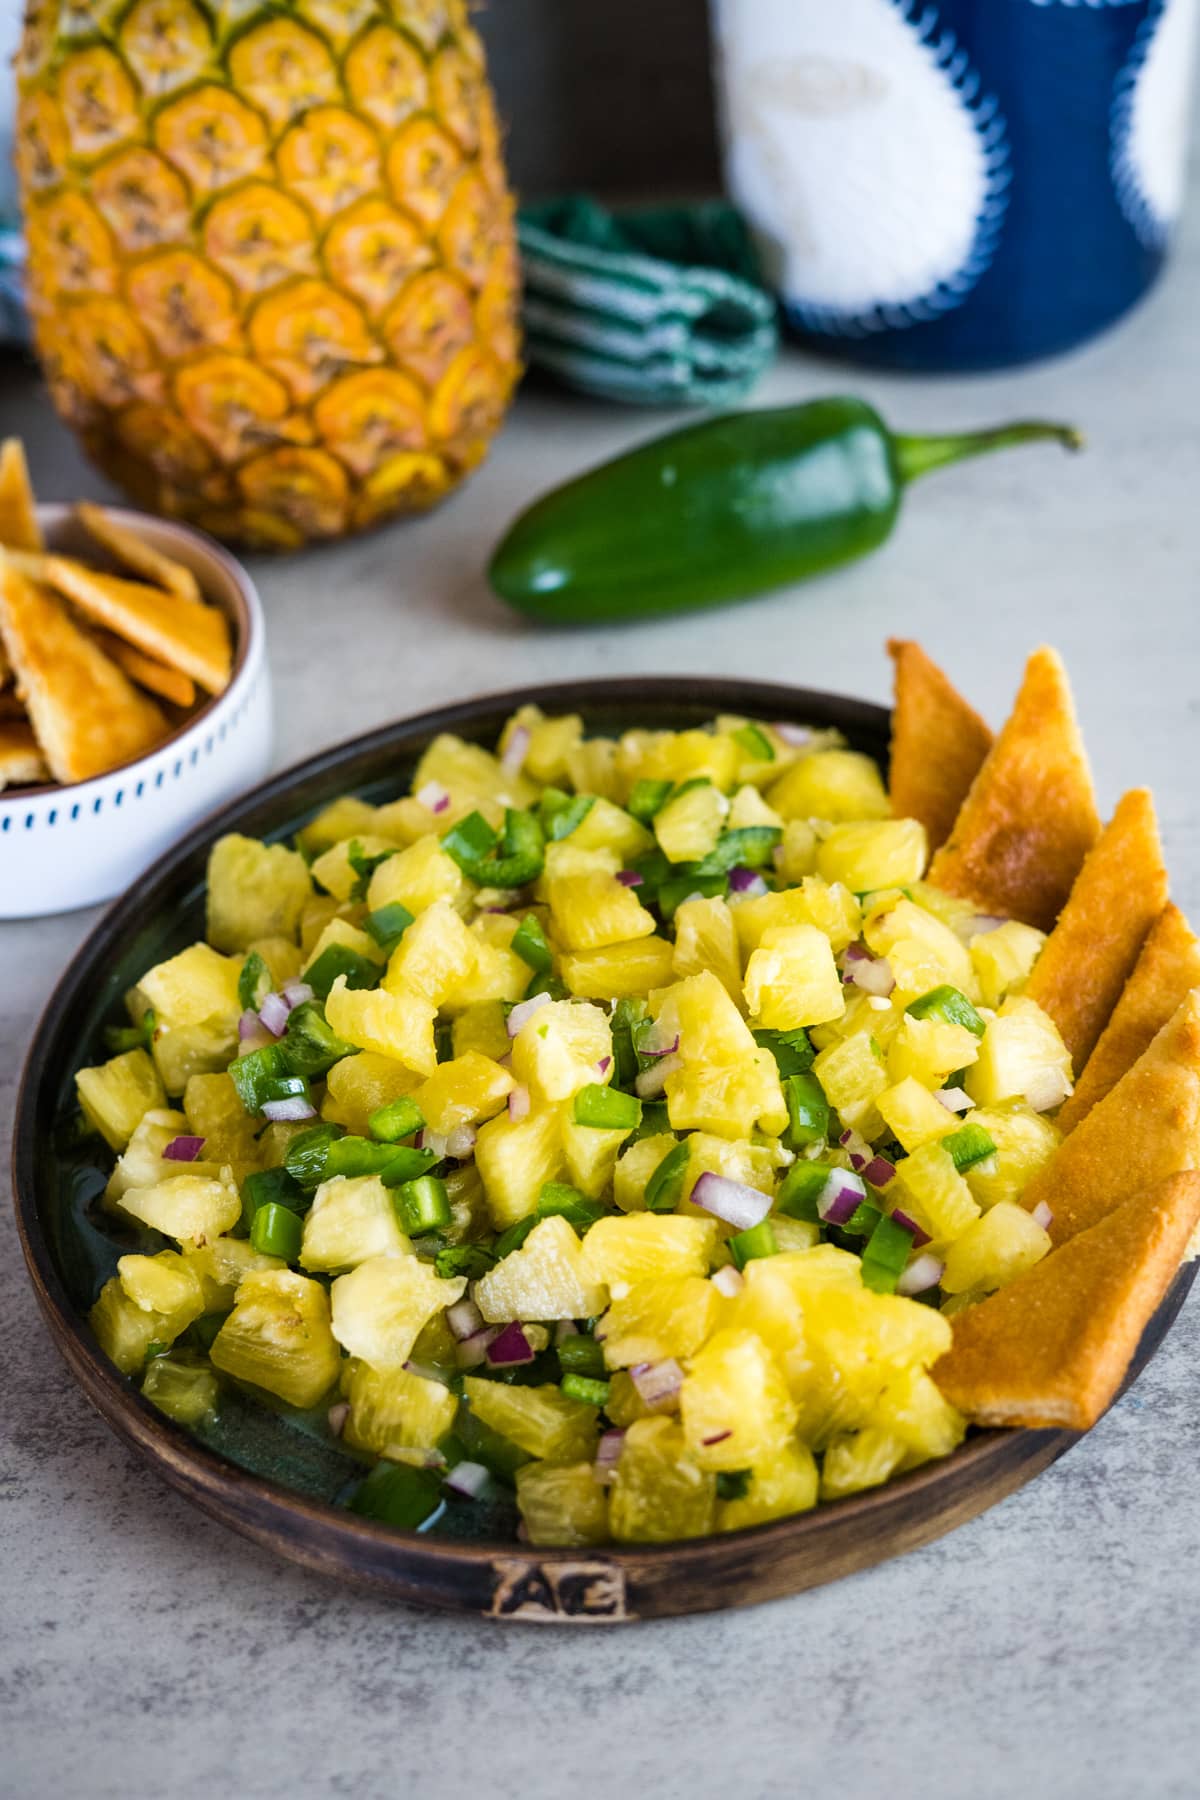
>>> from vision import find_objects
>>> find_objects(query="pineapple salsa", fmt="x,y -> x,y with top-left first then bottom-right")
80,706 -> 1074,1546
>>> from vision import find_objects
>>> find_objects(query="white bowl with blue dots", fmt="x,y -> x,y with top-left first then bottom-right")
1,506 -> 272,918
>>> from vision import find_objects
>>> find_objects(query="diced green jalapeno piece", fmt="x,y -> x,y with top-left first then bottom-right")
558,1335 -> 606,1378
729,1220 -> 778,1269
493,1215 -> 538,1259
190,1312 -> 228,1351
628,779 -> 674,823
783,1071 -> 829,1149
611,996 -> 649,1088
732,723 -> 775,762
303,944 -> 381,1002
448,1404 -> 531,1482
657,872 -> 727,918
754,1027 -> 815,1077
692,825 -> 781,876
369,1096 -> 426,1142
347,838 -> 397,902
284,1123 -> 346,1189
942,1122 -> 997,1171
523,971 -> 568,1003
435,1244 -> 497,1281
716,1469 -> 752,1500
644,1140 -> 690,1213
347,1461 -> 445,1530
378,1147 -> 441,1188
561,1374 -> 611,1406
776,1159 -> 835,1221
240,1165 -> 307,1231
250,1201 -> 303,1261
237,950 -> 270,1012
229,1043 -> 296,1114
905,985 -> 987,1037
511,913 -> 553,973
488,808 -> 546,887
325,1136 -> 419,1180
393,1174 -> 453,1235
860,1214 -> 918,1293
843,1201 -> 883,1239
572,1084 -> 642,1132
281,1001 -> 357,1078
537,1181 -> 606,1231
539,788 -> 596,842
364,902 -> 414,955
631,1100 -> 671,1142
442,810 -> 498,872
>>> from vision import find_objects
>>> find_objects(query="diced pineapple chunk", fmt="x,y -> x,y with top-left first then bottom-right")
817,819 -> 927,894
562,937 -> 676,1001
971,920 -> 1047,1008
886,1014 -> 980,1087
463,1377 -> 599,1462
537,842 -> 621,896
142,1354 -> 220,1427
732,879 -> 862,957
413,1052 -> 514,1135
548,871 -> 657,951
322,1051 -> 420,1135
654,781 -> 727,863
727,782 -> 783,829
516,1461 -> 609,1547
863,895 -> 974,993
310,834 -> 397,904
414,732 -> 538,817
90,1277 -> 176,1374
680,1327 -> 798,1470
366,834 -> 469,917
609,1416 -> 716,1542
744,922 -> 845,1030
604,1370 -> 653,1427
717,1440 -> 819,1531
104,1107 -> 188,1205
965,996 -> 1072,1112
211,1269 -> 341,1408
653,969 -> 756,1065
76,1048 -> 167,1151
325,974 -> 437,1075
371,796 -> 439,846
246,935 -> 305,992
634,728 -> 739,792
820,1426 -> 909,1500
299,893 -> 341,958
511,999 -> 612,1103
965,1105 -> 1060,1209
579,1214 -> 718,1295
475,1106 -> 566,1227
117,1250 -> 206,1331
297,795 -> 379,858
565,736 -> 621,800
300,1174 -> 411,1272
613,1133 -> 678,1213
665,1049 -> 788,1141
302,916 -> 382,978
874,1366 -> 965,1461
206,833 -> 311,950
767,749 -> 890,822
500,704 -> 583,785
812,1032 -> 888,1133
890,1142 -> 980,1242
682,1133 -> 782,1208
183,1235 -> 283,1309
560,1111 -> 628,1199
329,1255 -> 466,1369
598,1275 -> 721,1367
877,1077 -> 959,1152
564,796 -> 653,862
384,899 -> 476,1005
672,895 -> 743,1002
119,1169 -> 241,1244
135,942 -> 242,1028
444,935 -> 528,1010
342,1361 -> 457,1455
941,1201 -> 1051,1294
183,1071 -> 258,1150
451,1001 -> 512,1063
776,818 -> 819,883
475,1214 -> 608,1323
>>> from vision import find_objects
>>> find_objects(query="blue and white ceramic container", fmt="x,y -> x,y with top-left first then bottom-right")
0,0 -> 25,344
710,0 -> 1198,370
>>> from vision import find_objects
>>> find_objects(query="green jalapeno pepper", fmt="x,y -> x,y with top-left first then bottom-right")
488,397 -> 1082,623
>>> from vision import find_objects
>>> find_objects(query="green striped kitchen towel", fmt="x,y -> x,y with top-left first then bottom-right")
517,195 -> 778,407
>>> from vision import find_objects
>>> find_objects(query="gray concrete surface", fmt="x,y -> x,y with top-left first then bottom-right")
4,187 -> 1200,1800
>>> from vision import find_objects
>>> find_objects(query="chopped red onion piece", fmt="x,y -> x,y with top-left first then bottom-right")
594,1429 -> 626,1484
897,1253 -> 945,1297
839,1128 -> 853,1146
701,1429 -> 733,1447
163,1134 -> 205,1162
596,1055 -> 612,1076
889,1207 -> 930,1247
712,1265 -> 744,1298
238,1008 -> 263,1042
261,1096 -> 316,1123
506,991 -> 552,1037
418,1128 -> 449,1159
641,1031 -> 681,1059
629,1358 -> 684,1410
935,1086 -> 974,1113
486,1322 -> 536,1367
455,1326 -> 499,1369
970,914 -> 1008,936
616,869 -> 644,887
773,722 -> 813,748
691,1171 -> 772,1231
445,1123 -> 477,1159
257,991 -> 290,1037
500,724 -> 531,777
849,1152 -> 866,1172
728,866 -> 768,897
839,1127 -> 872,1165
843,945 -> 895,996
327,1400 -> 350,1436
445,1459 -> 491,1501
281,980 -> 314,1010
816,1170 -> 867,1225
863,1156 -> 896,1188
447,1297 -> 485,1341
416,779 -> 450,814
635,1052 -> 682,1098
1031,1201 -> 1054,1231
507,1084 -> 531,1122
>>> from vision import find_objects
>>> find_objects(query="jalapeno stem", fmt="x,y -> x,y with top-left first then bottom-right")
893,420 -> 1084,485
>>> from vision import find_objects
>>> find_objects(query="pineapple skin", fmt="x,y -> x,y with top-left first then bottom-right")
17,1 -> 520,549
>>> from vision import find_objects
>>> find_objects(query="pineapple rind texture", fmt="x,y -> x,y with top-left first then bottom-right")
17,1 -> 519,548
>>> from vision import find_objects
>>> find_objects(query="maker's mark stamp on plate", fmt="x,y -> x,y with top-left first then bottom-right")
488,1557 -> 631,1623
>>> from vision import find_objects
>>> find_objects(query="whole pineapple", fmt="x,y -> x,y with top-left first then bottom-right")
16,1 -> 520,549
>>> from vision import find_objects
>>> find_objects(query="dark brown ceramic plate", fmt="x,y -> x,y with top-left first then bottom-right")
12,677 -> 1195,1624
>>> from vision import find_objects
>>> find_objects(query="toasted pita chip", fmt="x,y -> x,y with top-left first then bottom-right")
0,637 -> 9,688
928,646 -> 1100,932
0,440 -> 43,552
0,720 -> 50,790
75,502 -> 202,606
934,1171 -> 1200,1430
1057,903 -> 1200,1134
0,556 -> 167,784
43,557 -> 231,695
93,630 -> 197,709
1024,789 -> 1167,1070
1021,987 -> 1200,1245
886,639 -> 993,851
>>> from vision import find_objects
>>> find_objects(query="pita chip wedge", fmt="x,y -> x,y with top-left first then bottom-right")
93,630 -> 196,709
43,556 -> 231,694
1021,987 -> 1200,1246
1057,903 -> 1200,1134
1024,789 -> 1168,1070
928,646 -> 1100,932
934,1171 -> 1200,1431
886,638 -> 993,851
0,555 -> 167,784
75,502 -> 202,606
0,720 -> 50,790
0,440 -> 43,552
